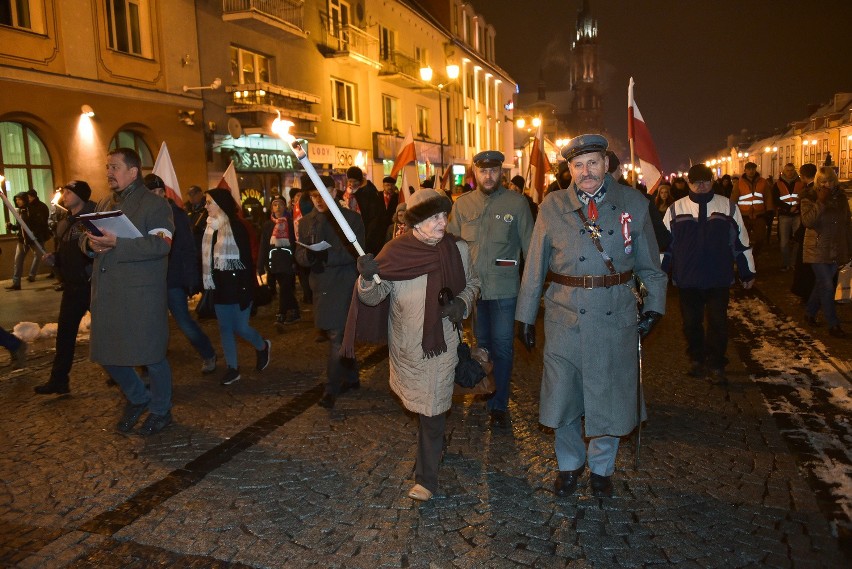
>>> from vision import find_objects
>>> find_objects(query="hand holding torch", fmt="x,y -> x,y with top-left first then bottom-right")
0,174 -> 48,257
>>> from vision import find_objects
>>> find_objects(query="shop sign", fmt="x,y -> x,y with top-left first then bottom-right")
309,143 -> 335,164
240,187 -> 264,205
232,148 -> 296,172
335,147 -> 366,170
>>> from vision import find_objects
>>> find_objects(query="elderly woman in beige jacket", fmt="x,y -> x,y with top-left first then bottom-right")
343,188 -> 479,501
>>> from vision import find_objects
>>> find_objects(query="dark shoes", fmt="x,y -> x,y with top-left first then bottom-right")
318,393 -> 336,408
220,367 -> 241,385
5,283 -> 21,291
554,467 -> 584,497
11,342 -> 27,370
256,339 -> 271,371
137,412 -> 172,436
489,409 -> 509,428
804,314 -> 821,327
687,361 -> 704,378
34,382 -> 69,395
117,401 -> 149,433
708,368 -> 728,384
27,275 -> 36,283
829,326 -> 847,338
590,473 -> 613,497
201,355 -> 217,375
340,381 -> 360,393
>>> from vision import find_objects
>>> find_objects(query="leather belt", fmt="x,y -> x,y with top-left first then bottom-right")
548,270 -> 634,289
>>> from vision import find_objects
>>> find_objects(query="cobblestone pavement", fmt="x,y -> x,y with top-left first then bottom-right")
1,266 -> 849,567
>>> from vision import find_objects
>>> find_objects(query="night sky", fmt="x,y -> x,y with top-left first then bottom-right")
475,0 -> 852,172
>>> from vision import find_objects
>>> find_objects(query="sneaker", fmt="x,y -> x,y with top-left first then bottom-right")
256,339 -> 271,371
11,342 -> 27,370
137,412 -> 172,436
220,367 -> 241,385
201,355 -> 217,374
117,401 -> 149,433
34,381 -> 70,395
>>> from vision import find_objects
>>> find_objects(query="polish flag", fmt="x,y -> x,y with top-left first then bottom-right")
390,126 -> 416,179
529,123 -> 551,203
217,160 -> 241,209
152,142 -> 184,208
628,77 -> 663,193
439,155 -> 453,189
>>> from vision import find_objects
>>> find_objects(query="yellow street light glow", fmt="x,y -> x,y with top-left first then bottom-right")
772,147 -> 778,152
516,118 -> 525,129
419,66 -> 433,82
532,117 -> 541,127
446,64 -> 460,80
764,146 -> 771,153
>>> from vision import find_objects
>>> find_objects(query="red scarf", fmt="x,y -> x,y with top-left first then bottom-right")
271,213 -> 290,240
341,232 -> 466,358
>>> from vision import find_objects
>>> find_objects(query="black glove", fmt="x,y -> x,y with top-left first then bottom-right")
637,311 -> 662,339
518,322 -> 535,352
356,253 -> 379,280
440,298 -> 465,323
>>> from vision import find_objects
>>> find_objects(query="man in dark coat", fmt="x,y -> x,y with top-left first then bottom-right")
295,175 -> 365,409
85,148 -> 175,436
144,174 -> 217,374
34,181 -> 95,394
5,191 -> 47,290
516,134 -> 667,498
381,176 -> 400,228
345,166 -> 385,255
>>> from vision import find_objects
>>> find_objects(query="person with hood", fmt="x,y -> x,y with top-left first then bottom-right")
259,197 -> 299,324
345,187 -> 480,501
34,181 -> 96,394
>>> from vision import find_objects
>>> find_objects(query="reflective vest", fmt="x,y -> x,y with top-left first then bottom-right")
734,176 -> 771,217
775,178 -> 804,213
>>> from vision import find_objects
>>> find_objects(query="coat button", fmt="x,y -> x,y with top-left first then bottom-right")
100,267 -> 106,273
580,309 -> 586,314
611,205 -> 616,210
606,310 -> 612,315
608,229 -> 614,235
579,256 -> 585,261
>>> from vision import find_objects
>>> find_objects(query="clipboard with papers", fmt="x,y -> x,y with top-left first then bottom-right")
77,210 -> 143,238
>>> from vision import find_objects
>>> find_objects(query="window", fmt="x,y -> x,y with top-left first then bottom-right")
106,0 -> 152,57
108,130 -> 153,176
379,26 -> 395,62
414,46 -> 428,69
331,78 -> 357,123
329,0 -> 350,46
0,122 -> 53,234
229,46 -> 271,84
454,118 -> 464,145
382,95 -> 398,132
417,106 -> 430,138
463,13 -> 471,44
0,0 -> 44,32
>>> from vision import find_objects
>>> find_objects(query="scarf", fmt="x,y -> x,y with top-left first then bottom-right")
271,212 -> 290,242
392,223 -> 407,239
201,214 -> 244,290
341,231 -> 466,359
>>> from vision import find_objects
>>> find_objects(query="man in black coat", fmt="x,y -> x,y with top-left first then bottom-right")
345,166 -> 385,255
5,190 -> 49,289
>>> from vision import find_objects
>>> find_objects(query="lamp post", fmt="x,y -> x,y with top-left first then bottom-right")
421,64 -> 459,180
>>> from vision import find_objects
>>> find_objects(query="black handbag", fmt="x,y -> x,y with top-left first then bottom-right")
254,278 -> 273,307
455,332 -> 487,387
195,290 -> 216,319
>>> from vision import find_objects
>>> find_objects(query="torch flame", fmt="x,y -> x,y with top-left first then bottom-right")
52,188 -> 63,206
271,111 -> 296,144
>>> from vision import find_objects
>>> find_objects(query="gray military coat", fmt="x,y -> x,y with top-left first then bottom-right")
515,177 -> 667,436
87,179 -> 174,366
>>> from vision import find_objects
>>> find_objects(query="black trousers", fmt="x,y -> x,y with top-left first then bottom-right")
296,264 -> 312,304
49,283 -> 90,387
415,412 -> 447,493
325,329 -> 358,396
268,271 -> 298,314
679,287 -> 729,371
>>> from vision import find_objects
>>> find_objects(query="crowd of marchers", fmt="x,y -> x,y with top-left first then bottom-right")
2,131 -> 848,503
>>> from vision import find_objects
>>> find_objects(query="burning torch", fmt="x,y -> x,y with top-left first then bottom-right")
272,114 -> 381,284
0,174 -> 48,257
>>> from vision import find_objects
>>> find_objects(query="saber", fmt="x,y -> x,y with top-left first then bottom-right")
0,177 -> 48,257
272,115 -> 380,284
635,334 -> 643,468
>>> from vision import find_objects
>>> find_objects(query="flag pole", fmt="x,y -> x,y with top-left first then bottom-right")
628,77 -> 637,189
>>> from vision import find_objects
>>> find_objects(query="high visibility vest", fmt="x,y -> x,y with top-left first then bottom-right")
735,176 -> 770,216
775,178 -> 803,210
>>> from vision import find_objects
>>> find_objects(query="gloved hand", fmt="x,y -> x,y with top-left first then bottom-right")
356,253 -> 379,280
440,298 -> 465,323
637,311 -> 662,339
518,322 -> 535,352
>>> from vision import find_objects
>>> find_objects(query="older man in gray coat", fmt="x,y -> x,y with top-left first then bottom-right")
515,135 -> 667,497
85,147 -> 175,436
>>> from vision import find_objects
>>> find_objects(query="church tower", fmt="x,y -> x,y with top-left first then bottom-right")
569,0 -> 603,133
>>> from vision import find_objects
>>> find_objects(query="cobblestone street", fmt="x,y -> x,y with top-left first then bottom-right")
0,270 -> 849,567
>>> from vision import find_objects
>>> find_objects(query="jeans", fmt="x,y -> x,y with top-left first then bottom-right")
415,412 -> 447,493
12,241 -> 40,284
268,272 -> 298,314
104,358 -> 172,415
679,287 -> 730,371
777,214 -> 801,268
48,283 -> 90,387
555,415 -> 620,476
214,302 -> 265,369
807,263 -> 839,328
167,287 -> 215,360
474,297 -> 517,412
325,328 -> 358,396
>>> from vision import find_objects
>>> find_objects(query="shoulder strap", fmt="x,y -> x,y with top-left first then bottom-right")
576,208 -> 618,276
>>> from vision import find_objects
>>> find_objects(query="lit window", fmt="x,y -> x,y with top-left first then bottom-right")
0,122 -> 54,235
106,0 -> 152,57
331,78 -> 358,123
108,130 -> 153,176
382,95 -> 398,132
229,46 -> 271,84
417,106 -> 430,138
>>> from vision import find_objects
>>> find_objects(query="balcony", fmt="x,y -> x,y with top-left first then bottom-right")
222,0 -> 306,38
378,50 -> 426,89
320,22 -> 381,69
226,81 -> 320,138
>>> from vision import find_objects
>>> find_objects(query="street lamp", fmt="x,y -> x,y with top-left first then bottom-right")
420,63 -> 459,178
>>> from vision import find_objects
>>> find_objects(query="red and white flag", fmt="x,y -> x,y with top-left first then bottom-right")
390,126 -> 416,180
217,160 -> 241,209
628,77 -> 663,193
529,123 -> 551,203
152,141 -> 184,208
440,154 -> 454,189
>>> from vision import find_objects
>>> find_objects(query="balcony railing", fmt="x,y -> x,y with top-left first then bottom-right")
222,0 -> 304,36
226,81 -> 320,137
379,49 -> 421,80
322,22 -> 380,69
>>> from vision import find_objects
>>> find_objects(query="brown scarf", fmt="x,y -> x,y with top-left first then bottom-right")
341,231 -> 466,359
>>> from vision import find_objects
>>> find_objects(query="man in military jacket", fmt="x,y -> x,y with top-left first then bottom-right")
515,135 -> 667,497
447,150 -> 533,428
